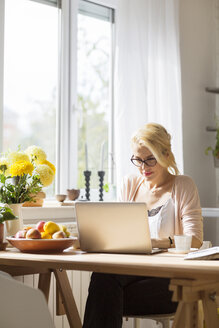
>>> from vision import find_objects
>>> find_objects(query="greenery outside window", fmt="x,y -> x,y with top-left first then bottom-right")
77,1 -> 115,190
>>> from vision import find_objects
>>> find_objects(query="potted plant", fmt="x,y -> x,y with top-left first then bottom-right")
205,128 -> 219,167
0,205 -> 16,248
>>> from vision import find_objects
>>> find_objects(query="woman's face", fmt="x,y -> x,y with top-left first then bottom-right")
132,144 -> 167,181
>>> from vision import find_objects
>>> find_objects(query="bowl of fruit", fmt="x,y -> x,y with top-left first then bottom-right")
6,221 -> 78,253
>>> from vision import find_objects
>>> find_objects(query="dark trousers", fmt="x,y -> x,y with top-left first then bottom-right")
83,272 -> 178,328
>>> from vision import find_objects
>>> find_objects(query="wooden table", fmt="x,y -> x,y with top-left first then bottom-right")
0,248 -> 219,328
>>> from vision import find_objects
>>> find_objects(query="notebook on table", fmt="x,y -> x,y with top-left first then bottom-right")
184,247 -> 219,260
75,201 -> 162,254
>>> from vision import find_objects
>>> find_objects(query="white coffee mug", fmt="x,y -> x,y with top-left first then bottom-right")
174,235 -> 192,251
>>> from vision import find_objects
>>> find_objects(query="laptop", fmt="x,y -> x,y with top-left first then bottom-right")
75,202 -> 160,254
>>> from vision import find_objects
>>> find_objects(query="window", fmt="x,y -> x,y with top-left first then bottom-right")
1,0 -> 115,199
3,0 -> 59,196
77,1 -> 115,190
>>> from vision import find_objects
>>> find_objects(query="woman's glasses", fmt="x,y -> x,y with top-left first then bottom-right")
131,155 -> 157,167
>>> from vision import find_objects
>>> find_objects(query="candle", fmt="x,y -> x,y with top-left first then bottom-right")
85,143 -> 88,171
100,142 -> 105,171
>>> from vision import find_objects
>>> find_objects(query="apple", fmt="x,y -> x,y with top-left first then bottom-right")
36,221 -> 45,233
26,228 -> 41,239
52,231 -> 66,239
15,230 -> 27,238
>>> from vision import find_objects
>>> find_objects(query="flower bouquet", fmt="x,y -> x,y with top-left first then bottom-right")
0,146 -> 55,236
0,145 -> 55,205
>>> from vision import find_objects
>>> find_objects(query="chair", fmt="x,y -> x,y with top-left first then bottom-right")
125,313 -> 175,328
0,270 -> 55,328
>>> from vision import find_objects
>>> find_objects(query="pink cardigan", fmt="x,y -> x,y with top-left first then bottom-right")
119,174 -> 203,243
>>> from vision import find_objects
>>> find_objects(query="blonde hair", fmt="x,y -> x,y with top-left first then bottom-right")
131,123 -> 179,175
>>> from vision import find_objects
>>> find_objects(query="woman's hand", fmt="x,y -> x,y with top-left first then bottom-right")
191,236 -> 202,249
151,238 -> 172,249
151,236 -> 202,249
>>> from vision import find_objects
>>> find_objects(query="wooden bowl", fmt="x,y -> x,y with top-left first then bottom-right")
55,194 -> 67,202
6,236 -> 78,253
67,189 -> 80,201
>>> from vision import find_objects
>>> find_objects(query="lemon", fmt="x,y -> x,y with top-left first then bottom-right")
44,221 -> 60,234
41,231 -> 52,239
59,224 -> 70,237
59,224 -> 67,232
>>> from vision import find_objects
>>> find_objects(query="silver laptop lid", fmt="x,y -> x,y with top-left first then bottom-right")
75,202 -> 152,254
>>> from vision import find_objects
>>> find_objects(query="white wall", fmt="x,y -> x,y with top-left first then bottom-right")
179,0 -> 217,207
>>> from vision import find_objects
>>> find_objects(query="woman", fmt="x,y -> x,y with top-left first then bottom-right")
83,123 -> 203,328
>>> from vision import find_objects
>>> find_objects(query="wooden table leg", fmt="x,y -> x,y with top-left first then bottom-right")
53,269 -> 82,328
56,280 -> 66,315
201,290 -> 219,328
172,302 -> 186,328
184,302 -> 199,328
170,279 -> 219,328
38,271 -> 52,302
173,301 -> 200,328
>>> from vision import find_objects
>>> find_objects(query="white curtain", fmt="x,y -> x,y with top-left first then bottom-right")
114,0 -> 183,187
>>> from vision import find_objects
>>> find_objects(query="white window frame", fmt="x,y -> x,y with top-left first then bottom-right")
58,0 -> 116,194
56,0 -> 78,194
0,0 -> 116,196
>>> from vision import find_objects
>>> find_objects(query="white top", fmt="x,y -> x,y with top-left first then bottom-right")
119,174 -> 203,243
148,198 -> 175,239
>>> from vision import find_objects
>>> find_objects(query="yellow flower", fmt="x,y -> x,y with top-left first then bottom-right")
0,157 -> 10,176
8,151 -> 30,164
10,160 -> 34,177
25,146 -> 47,164
40,160 -> 56,174
35,164 -> 54,187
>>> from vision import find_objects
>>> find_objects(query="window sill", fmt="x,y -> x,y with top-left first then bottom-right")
22,206 -> 217,224
21,201 -> 76,225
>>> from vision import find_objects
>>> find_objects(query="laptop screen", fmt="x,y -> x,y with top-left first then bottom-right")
75,202 -> 152,254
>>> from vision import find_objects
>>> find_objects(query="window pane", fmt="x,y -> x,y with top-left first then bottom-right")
77,8 -> 112,189
3,0 -> 59,196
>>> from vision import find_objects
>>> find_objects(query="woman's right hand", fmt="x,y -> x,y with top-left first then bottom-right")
151,238 -> 172,249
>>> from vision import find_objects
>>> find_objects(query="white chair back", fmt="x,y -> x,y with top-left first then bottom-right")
0,271 -> 54,328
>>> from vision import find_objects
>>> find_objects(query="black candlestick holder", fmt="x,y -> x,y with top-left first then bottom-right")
83,170 -> 91,201
98,170 -> 105,201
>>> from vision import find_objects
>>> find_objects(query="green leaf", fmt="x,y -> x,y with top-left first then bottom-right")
0,164 -> 7,172
6,184 -> 15,192
103,183 -> 109,192
205,146 -> 213,156
0,206 -> 16,223
0,174 -> 7,184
